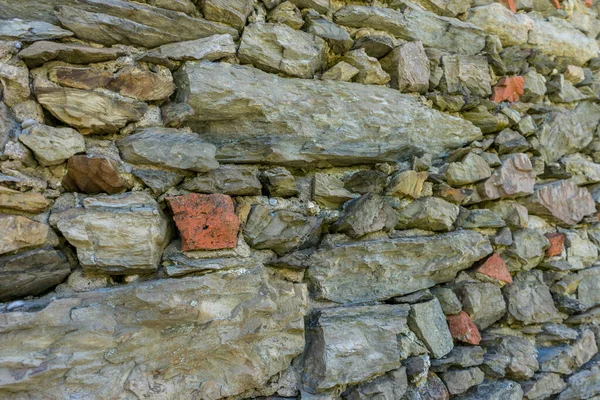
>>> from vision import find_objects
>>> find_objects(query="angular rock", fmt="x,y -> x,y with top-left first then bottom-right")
557,365 -> 600,400
53,192 -> 170,274
446,153 -> 492,187
175,61 -> 483,166
0,215 -> 48,255
182,165 -> 262,195
440,368 -> 484,395
0,61 -> 30,107
62,155 -> 125,195
481,335 -> 539,379
303,304 -> 410,391
477,153 -> 535,201
538,329 -> 598,374
267,2 -> 303,29
18,122 -> 85,166
238,23 -> 325,79
380,41 -> 429,93
396,197 -> 459,232
36,87 -> 147,135
0,248 -> 70,302
117,127 -> 218,172
344,170 -> 388,194
454,281 -> 506,330
17,41 -> 126,68
290,0 -> 329,13
521,373 -> 566,400
431,287 -> 462,315
244,204 -> 321,255
321,61 -> 359,82
546,232 -> 565,257
473,252 -> 512,285
439,55 -> 492,97
55,0 -> 239,48
260,167 -> 298,197
460,209 -> 506,229
313,173 -> 355,208
332,194 -> 397,238
340,49 -> 390,85
494,128 -> 530,154
0,187 -> 49,213
466,4 -> 532,47
107,65 -> 175,102
0,265 -> 307,400
405,372 -> 449,399
166,193 -> 239,251
504,269 -> 559,325
386,170 -> 428,199
454,380 -> 523,400
351,35 -> 394,58
161,102 -> 195,128
0,18 -> 73,42
147,34 -> 236,62
344,368 -> 408,400
521,180 -> 596,225
304,16 -> 353,54
560,153 -> 600,185
488,200 -> 528,229
411,0 -> 470,17
408,299 -> 454,359
430,346 -> 484,372
547,74 -> 587,103
305,230 -> 492,303
201,0 -> 253,30
446,311 -> 481,345
333,5 -> 486,55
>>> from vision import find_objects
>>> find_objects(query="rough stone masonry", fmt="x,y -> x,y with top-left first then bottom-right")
0,0 -> 600,398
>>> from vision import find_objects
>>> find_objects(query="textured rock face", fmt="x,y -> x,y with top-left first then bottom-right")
175,61 -> 482,166
305,230 -> 492,303
0,266 -> 308,399
0,215 -> 48,255
53,192 -> 170,274
62,155 -> 125,195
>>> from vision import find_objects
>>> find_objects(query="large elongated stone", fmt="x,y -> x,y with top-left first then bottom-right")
55,0 -> 238,48
0,18 -> 73,42
333,5 -> 486,55
304,230 -> 492,304
52,192 -> 170,274
175,61 -> 482,166
0,266 -> 307,400
18,41 -> 127,68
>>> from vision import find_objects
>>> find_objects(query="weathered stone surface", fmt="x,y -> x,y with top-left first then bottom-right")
466,4 -> 532,47
117,127 -> 218,173
332,194 -> 397,238
494,128 -> 530,154
182,165 -> 262,195
477,153 -> 536,201
430,346 -> 484,372
0,60 -> 30,107
502,228 -> 549,272
504,269 -> 558,324
313,173 -> 355,208
521,373 -> 566,400
535,102 -> 600,163
411,0 -> 470,17
0,18 -> 73,42
51,193 -> 168,275
440,367 -> 484,395
557,363 -> 600,400
460,209 -> 506,229
0,187 -> 49,213
340,49 -> 390,85
431,287 -> 462,315
455,379 -> 523,400
386,170 -> 428,199
0,215 -> 48,255
55,0 -> 239,48
538,329 -> 598,374
528,16 -> 599,66
36,87 -> 147,134
201,0 -> 253,30
0,265 -> 307,400
267,2 -> 304,30
0,248 -> 70,302
304,230 -> 492,303
290,0 -> 329,13
333,5 -> 486,55
175,61 -> 482,166
148,34 -> 236,62
481,335 -> 539,379
447,311 -> 481,345
244,204 -> 321,255
344,170 -> 388,195
439,55 -> 492,97
446,153 -> 492,187
303,304 -> 410,391
260,167 -> 298,197
546,232 -> 565,257
344,368 -> 408,400
521,180 -> 596,226
161,102 -> 195,128
351,35 -> 394,58
108,65 -> 175,102
166,193 -> 239,251
408,299 -> 454,358
18,41 -> 126,68
560,153 -> 600,185
380,41 -> 429,93
304,16 -> 353,54
454,281 -> 506,330
488,200 -> 528,229
238,23 -> 325,79
321,61 -> 359,82
62,155 -> 126,195
18,122 -> 85,166
396,197 -> 459,232
405,372 -> 449,399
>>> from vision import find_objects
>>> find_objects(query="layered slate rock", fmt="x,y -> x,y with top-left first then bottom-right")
18,41 -> 127,68
175,62 -> 482,166
55,0 -> 239,48
0,187 -> 49,213
303,230 -> 492,303
303,304 -> 411,391
503,270 -> 558,324
0,266 -> 308,400
408,299 -> 454,358
182,165 -> 262,195
0,18 -> 73,42
333,5 -> 486,55
18,122 -> 85,166
52,192 -> 170,274
146,34 -> 236,62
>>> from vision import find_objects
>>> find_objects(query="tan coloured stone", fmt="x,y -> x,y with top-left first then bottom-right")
341,48 -> 390,85
0,187 -> 49,213
386,170 -> 428,199
18,122 -> 85,166
380,41 -> 430,93
446,153 -> 492,187
321,61 -> 359,81
0,214 -> 48,255
62,155 -> 126,195
0,60 -> 30,107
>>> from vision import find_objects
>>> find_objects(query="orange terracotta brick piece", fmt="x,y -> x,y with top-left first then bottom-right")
499,0 -> 516,12
167,193 -> 239,251
473,252 -> 513,284
552,0 -> 561,8
491,76 -> 525,103
586,0 -> 592,8
447,312 -> 482,345
545,232 -> 565,257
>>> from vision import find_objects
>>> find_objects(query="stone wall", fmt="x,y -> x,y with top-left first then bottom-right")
0,0 -> 599,398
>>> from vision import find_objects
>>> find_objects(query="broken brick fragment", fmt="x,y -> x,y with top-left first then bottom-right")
545,232 -> 565,257
447,311 -> 482,345
491,76 -> 525,103
473,252 -> 513,285
498,0 -> 516,12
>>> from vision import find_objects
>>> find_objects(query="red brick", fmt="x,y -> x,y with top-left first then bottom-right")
586,0 -> 592,8
447,312 -> 482,345
552,0 -> 561,8
491,76 -> 525,103
166,193 -> 239,251
473,252 -> 513,284
498,0 -> 516,12
545,232 -> 565,258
